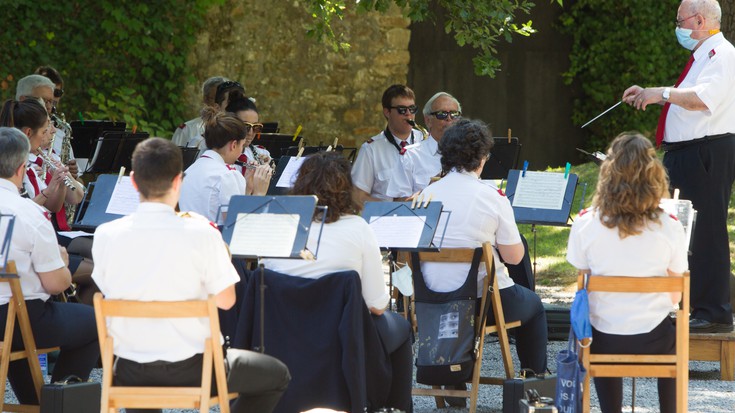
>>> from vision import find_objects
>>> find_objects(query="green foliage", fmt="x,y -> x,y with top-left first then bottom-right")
559,0 -> 688,150
0,0 -> 221,138
305,0 -> 564,78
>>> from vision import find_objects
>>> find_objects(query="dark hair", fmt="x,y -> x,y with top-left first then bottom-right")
200,106 -> 246,149
34,66 -> 63,87
0,99 -> 48,131
225,90 -> 258,114
381,84 -> 415,109
214,80 -> 245,106
131,138 -> 183,199
291,152 -> 360,223
438,119 -> 493,174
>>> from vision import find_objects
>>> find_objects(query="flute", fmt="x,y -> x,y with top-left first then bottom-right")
35,147 -> 81,191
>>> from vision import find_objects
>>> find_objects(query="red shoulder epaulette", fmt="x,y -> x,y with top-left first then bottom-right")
579,208 -> 589,216
366,138 -> 374,144
669,213 -> 679,221
178,123 -> 186,129
209,221 -> 219,230
709,49 -> 716,59
497,188 -> 506,197
256,145 -> 265,149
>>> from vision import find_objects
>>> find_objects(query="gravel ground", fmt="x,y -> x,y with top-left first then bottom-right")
5,284 -> 733,412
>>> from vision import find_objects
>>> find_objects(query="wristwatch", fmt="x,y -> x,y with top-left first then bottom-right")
663,87 -> 671,102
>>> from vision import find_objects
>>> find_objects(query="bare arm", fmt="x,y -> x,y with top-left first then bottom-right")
215,284 -> 237,310
497,242 -> 524,265
623,85 -> 708,111
667,269 -> 684,305
352,187 -> 381,208
37,246 -> 72,295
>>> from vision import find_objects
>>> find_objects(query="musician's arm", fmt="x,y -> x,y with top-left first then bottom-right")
37,170 -> 66,212
352,187 -> 381,207
215,284 -> 236,310
497,242 -> 524,265
37,246 -> 72,295
667,269 -> 684,305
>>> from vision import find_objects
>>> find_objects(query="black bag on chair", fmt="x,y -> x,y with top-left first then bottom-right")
411,249 -> 483,385
40,375 -> 100,413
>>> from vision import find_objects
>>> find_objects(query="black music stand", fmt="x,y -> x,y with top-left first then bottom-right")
261,122 -> 279,133
505,169 -> 578,277
281,145 -> 357,163
73,174 -> 138,231
180,146 -> 200,169
267,156 -> 306,195
361,201 -> 445,252
575,148 -> 606,166
88,131 -> 149,173
255,134 -> 300,163
480,137 -> 521,180
69,120 -> 126,159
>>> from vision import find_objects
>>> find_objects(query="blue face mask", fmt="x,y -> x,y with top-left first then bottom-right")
676,27 -> 699,50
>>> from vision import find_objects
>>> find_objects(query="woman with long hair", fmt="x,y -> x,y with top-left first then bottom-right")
566,131 -> 687,413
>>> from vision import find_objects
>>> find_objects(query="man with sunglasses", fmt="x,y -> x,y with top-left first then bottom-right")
622,0 -> 735,333
351,84 -> 423,205
386,92 -> 462,199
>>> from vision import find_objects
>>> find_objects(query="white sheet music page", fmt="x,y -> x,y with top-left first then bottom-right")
369,215 -> 425,248
105,176 -> 140,215
276,157 -> 306,188
659,198 -> 695,251
229,213 -> 299,257
511,171 -> 567,210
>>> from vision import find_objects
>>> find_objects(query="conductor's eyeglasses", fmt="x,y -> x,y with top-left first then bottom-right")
244,122 -> 264,134
389,105 -> 418,115
676,14 -> 697,28
430,110 -> 462,121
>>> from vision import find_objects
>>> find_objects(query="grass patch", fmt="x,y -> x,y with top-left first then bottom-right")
517,161 -> 735,289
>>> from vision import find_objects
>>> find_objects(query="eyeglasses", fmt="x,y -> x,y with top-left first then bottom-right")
389,105 -> 418,115
430,110 -> 462,120
54,88 -> 64,98
675,14 -> 697,28
244,122 -> 264,134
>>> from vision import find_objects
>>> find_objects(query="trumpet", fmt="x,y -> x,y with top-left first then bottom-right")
35,147 -> 83,191
407,119 -> 429,141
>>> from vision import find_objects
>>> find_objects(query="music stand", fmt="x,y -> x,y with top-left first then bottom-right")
361,201 -> 445,252
73,175 -> 139,232
267,156 -> 306,195
255,134 -> 299,163
180,146 -> 200,169
575,148 -> 606,166
69,120 -> 126,159
88,131 -> 149,173
480,137 -> 521,180
505,169 -> 578,277
281,145 -> 357,163
0,214 -> 15,271
261,122 -> 279,133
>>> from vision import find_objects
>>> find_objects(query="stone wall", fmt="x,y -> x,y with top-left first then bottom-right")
185,0 -> 411,148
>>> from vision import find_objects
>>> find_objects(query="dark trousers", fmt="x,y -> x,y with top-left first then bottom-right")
663,135 -> 735,324
484,284 -> 548,375
115,348 -> 291,413
372,311 -> 413,413
590,317 -> 676,413
0,299 -> 99,404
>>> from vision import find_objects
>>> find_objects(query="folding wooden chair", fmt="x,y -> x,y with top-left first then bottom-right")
0,261 -> 60,413
93,293 -> 237,413
410,241 -> 521,413
578,271 -> 690,413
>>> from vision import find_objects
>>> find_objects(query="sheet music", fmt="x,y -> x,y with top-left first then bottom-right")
229,213 -> 299,257
276,157 -> 306,188
0,216 -> 12,269
512,171 -> 567,210
57,231 -> 94,239
105,176 -> 140,215
660,198 -> 695,251
369,215 -> 425,248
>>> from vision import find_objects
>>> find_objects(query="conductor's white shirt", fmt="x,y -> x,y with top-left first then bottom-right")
91,202 -> 239,362
419,170 -> 522,295
566,208 -> 688,335
180,150 -> 246,222
665,32 -> 735,142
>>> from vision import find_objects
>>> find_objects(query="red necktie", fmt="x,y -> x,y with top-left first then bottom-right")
26,167 -> 41,196
36,157 -> 71,231
655,54 -> 695,147
237,154 -> 249,177
399,140 -> 407,155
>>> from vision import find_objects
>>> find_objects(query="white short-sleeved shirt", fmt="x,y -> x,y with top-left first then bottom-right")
665,32 -> 735,142
0,179 -> 64,304
566,208 -> 688,335
91,202 -> 240,362
419,170 -> 522,295
351,130 -> 421,200
261,215 -> 390,310
179,150 -> 246,222
172,117 -> 204,147
386,136 -> 441,198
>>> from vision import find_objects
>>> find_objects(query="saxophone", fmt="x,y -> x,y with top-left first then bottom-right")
407,119 -> 429,141
50,112 -> 80,223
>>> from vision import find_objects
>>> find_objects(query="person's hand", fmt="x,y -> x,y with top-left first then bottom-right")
622,85 -> 644,105
66,159 -> 79,177
623,85 -> 662,110
251,164 -> 272,196
58,246 -> 69,267
47,166 -> 68,192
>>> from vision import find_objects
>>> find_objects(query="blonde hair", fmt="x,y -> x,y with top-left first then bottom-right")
592,132 -> 669,238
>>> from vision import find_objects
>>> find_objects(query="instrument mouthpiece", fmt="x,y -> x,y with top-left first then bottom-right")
406,119 -> 416,127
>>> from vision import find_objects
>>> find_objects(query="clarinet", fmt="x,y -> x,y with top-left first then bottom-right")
35,147 -> 81,191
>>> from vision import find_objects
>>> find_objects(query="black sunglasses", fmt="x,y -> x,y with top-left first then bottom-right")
431,110 -> 462,121
54,88 -> 64,98
389,105 -> 418,115
216,81 -> 243,94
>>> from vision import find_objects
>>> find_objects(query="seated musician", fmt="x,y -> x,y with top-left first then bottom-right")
566,132 -> 687,413
262,152 -> 413,413
187,80 -> 246,152
91,137 -> 290,413
225,90 -> 272,185
0,126 -> 99,404
179,107 -> 272,222
172,76 -> 227,147
419,119 -> 548,378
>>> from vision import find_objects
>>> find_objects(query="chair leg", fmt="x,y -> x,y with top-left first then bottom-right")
432,386 -> 445,408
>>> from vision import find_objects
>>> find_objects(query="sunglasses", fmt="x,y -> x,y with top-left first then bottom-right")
217,80 -> 243,94
244,122 -> 264,134
389,105 -> 418,115
431,110 -> 462,120
54,88 -> 64,98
